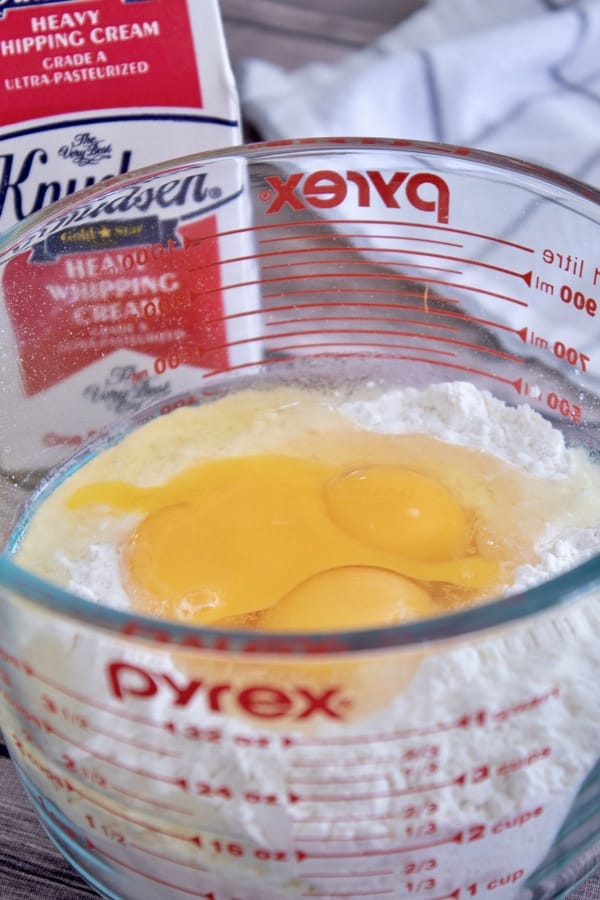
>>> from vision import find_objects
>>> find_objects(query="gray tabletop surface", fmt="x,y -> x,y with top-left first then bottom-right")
0,1 -> 598,897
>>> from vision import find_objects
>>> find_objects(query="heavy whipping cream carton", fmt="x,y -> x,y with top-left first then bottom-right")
0,0 -> 259,471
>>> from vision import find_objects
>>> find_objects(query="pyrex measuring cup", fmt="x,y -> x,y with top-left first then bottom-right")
0,139 -> 599,900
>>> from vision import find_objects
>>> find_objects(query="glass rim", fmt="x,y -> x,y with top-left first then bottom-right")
1,136 -> 600,655
1,551 -> 599,655
2,135 -> 600,257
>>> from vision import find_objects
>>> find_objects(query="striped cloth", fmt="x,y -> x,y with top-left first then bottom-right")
237,0 -> 600,392
237,0 -> 600,188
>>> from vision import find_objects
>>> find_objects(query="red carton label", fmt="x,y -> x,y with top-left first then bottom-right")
0,0 -> 202,127
3,214 -> 229,395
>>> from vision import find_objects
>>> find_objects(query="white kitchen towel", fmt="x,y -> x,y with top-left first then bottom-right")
236,0 -> 600,391
236,0 -> 600,187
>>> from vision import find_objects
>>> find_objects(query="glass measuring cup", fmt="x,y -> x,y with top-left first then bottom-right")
0,138 -> 598,900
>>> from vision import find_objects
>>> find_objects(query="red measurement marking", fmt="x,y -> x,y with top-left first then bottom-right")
264,279 -> 527,308
262,317 -> 521,364
268,314 -> 460,333
266,341 -> 455,358
291,751 -> 437,769
205,343 -> 529,381
267,331 -> 522,365
252,245 -> 528,283
206,326 -> 523,367
186,242 -> 464,275
49,722 -> 186,787
260,231 -> 463,248
290,772 -> 389,786
112,781 -> 193,816
423,334 -> 521,362
0,685 -> 54,735
186,217 -> 534,253
0,651 -> 166,730
193,270 -> 529,309
128,841 -> 209,872
288,721 -> 453,750
291,754 -> 398,768
294,773 -> 463,804
205,327 -> 458,355
292,809 -> 420,826
301,868 -> 394,879
262,258 -> 464,276
264,303 -> 530,346
263,352 -> 520,395
86,720 -> 183,759
209,295 -> 461,324
85,842 -> 208,897
299,831 -> 391,843
68,775 -> 192,821
217,299 -> 529,348
202,351 -> 425,380
12,727 -> 192,818
301,890 -> 394,897
297,830 -> 462,860
5,652 -> 298,756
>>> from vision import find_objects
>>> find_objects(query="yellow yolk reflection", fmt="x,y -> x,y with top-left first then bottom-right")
67,453 -> 499,629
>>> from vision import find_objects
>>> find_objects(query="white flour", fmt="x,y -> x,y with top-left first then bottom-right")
341,381 -> 572,477
5,381 -> 600,900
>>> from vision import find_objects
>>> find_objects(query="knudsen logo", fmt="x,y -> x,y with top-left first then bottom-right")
0,147 -> 133,233
3,157 -> 242,256
107,661 -> 351,721
262,169 -> 450,224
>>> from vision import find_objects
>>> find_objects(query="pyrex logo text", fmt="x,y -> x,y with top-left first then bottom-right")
107,661 -> 350,721
263,169 -> 450,224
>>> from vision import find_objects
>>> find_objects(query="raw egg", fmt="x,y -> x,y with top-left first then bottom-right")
66,450 -> 499,629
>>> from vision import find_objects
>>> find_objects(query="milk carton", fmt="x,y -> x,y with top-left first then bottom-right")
0,0 -> 259,471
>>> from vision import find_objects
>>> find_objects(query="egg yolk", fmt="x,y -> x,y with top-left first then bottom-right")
255,566 -> 434,631
67,453 -> 499,629
325,467 -> 470,561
